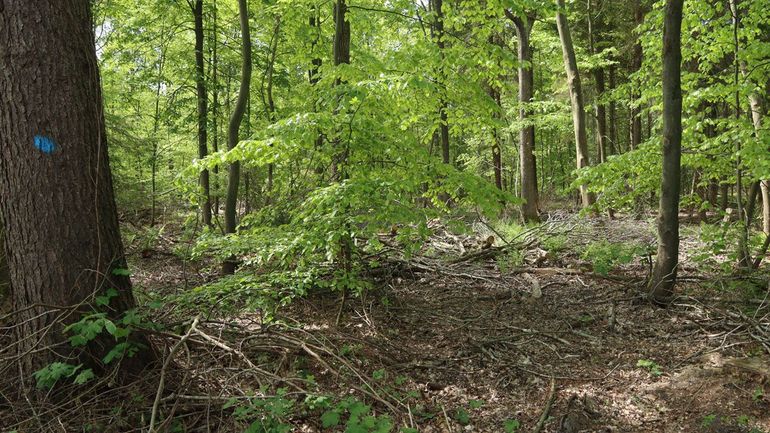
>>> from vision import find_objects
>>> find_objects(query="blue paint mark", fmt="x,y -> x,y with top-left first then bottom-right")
33,135 -> 56,154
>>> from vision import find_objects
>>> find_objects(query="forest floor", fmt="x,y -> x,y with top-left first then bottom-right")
120,211 -> 770,433
4,212 -> 769,433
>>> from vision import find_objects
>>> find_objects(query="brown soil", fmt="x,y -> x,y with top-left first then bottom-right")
124,215 -> 769,433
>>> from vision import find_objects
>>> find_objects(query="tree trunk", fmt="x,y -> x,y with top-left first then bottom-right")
588,0 -> 608,164
506,10 -> 540,222
555,0 -> 594,208
608,64 -> 617,155
648,0 -> 683,303
762,181 -> 770,236
193,0 -> 212,228
630,0 -> 644,150
729,0 -> 751,268
0,229 -> 8,310
0,0 -> 152,383
432,0 -> 450,166
487,82 -> 504,190
263,15 -> 281,198
211,0 -> 220,219
223,0 -> 252,275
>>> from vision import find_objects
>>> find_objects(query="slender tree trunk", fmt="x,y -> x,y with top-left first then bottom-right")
262,15 -> 281,198
211,0 -> 220,219
608,64 -> 617,155
588,0 -> 608,164
648,0 -> 684,303
0,0 -> 153,384
150,49 -> 165,227
332,0 -> 353,294
506,10 -> 540,222
487,83 -> 504,190
556,0 -> 594,208
742,61 -> 769,236
432,0 -> 450,166
630,0 -> 644,150
223,0 -> 252,275
729,0 -> 751,268
193,0 -> 212,228
762,181 -> 770,236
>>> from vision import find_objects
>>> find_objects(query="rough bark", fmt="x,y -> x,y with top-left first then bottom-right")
0,0 -> 152,381
487,83 -> 504,191
506,10 -> 540,222
192,0 -> 212,228
223,0 -> 252,275
648,0 -> 683,303
555,0 -> 594,208
0,229 -> 8,309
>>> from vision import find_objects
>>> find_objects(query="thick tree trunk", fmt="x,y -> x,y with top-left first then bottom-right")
0,229 -> 8,309
648,0 -> 683,303
223,0 -> 252,275
506,11 -> 540,222
556,0 -> 594,208
193,0 -> 212,228
0,0 -> 152,382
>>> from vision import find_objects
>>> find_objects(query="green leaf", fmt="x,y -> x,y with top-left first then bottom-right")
112,268 -> 131,277
74,369 -> 96,385
321,410 -> 340,428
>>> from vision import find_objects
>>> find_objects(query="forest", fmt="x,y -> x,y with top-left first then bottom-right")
0,0 -> 769,431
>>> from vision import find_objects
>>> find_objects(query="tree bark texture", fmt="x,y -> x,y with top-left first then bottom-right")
556,0 -> 594,208
507,10 -> 540,222
0,0 -> 150,379
648,0 -> 683,303
223,0 -> 252,274
193,0 -> 212,228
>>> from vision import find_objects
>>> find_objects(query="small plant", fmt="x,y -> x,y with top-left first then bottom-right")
33,280 -> 151,389
503,419 -> 521,433
581,241 -> 644,276
226,388 -> 294,433
542,234 -> 568,254
702,413 -> 717,428
497,249 -> 525,273
752,387 -> 765,402
320,396 -> 394,433
636,359 -> 663,377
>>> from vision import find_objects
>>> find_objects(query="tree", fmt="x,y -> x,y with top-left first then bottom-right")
648,0 -> 684,303
556,0 -> 594,208
630,0 -> 644,150
191,0 -> 212,228
432,0 -> 451,166
0,0 -> 151,382
223,0 -> 253,275
505,10 -> 540,222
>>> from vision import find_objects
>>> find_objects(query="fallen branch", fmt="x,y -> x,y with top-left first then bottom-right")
531,377 -> 557,433
149,316 -> 199,433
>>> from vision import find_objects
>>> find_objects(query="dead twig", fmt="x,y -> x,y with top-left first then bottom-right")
148,316 -> 199,433
531,377 -> 557,433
